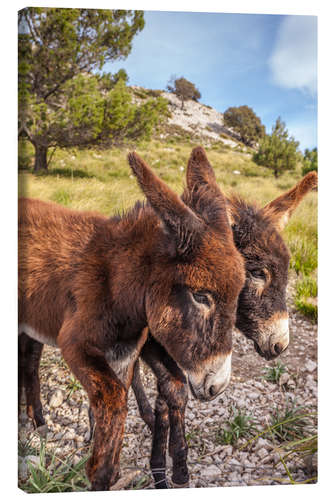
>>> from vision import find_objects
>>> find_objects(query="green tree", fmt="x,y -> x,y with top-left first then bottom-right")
223,105 -> 265,147
97,69 -> 129,92
18,7 -> 145,171
101,80 -> 169,145
167,76 -> 201,109
253,118 -> 299,178
302,147 -> 318,175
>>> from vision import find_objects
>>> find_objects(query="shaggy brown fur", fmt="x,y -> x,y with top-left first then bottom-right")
18,148 -> 245,490
132,169 -> 318,488
19,150 -> 317,489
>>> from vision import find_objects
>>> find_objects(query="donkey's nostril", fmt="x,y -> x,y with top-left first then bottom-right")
208,384 -> 219,398
273,342 -> 284,355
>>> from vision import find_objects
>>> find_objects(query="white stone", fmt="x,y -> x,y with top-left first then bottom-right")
254,437 -> 269,451
202,464 -> 221,480
49,389 -> 64,408
279,373 -> 290,386
25,455 -> 40,468
18,458 -> 29,481
257,448 -> 269,460
223,445 -> 233,456
305,360 -> 317,372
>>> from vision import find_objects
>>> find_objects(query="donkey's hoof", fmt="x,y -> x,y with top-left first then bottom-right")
154,479 -> 169,489
170,480 -> 190,488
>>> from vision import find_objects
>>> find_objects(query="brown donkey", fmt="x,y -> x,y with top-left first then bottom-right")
130,162 -> 318,488
18,148 -> 245,490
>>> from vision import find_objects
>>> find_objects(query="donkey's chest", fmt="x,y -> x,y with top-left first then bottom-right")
105,339 -> 141,386
18,323 -> 58,347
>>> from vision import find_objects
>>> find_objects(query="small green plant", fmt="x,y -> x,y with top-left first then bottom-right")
288,237 -> 317,276
276,181 -> 293,190
51,188 -> 72,206
295,299 -> 317,322
66,375 -> 82,397
262,361 -> 286,384
241,409 -> 317,484
20,437 -> 90,493
269,398 -> 310,443
215,407 -> 257,446
18,434 -> 38,458
272,433 -> 317,484
295,275 -> 318,322
130,474 -> 151,490
185,427 -> 201,447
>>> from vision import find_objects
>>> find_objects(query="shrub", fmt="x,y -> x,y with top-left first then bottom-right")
262,362 -> 286,384
215,407 -> 257,446
51,189 -> 72,206
268,398 -> 311,443
302,148 -> 318,176
224,105 -> 265,147
102,81 -> 169,145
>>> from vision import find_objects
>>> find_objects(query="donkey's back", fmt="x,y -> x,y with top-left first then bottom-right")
18,198 -> 109,344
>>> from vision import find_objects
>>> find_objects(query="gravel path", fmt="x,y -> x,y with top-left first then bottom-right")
18,281 -> 317,490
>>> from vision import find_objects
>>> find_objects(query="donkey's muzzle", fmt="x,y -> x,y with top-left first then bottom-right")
187,352 -> 232,401
255,314 -> 289,360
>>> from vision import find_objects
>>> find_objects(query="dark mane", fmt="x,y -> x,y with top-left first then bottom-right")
109,200 -> 147,224
182,184 -> 229,237
227,195 -> 280,250
108,200 -> 161,243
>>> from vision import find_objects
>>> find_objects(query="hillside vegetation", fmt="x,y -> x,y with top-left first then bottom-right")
18,137 -> 317,321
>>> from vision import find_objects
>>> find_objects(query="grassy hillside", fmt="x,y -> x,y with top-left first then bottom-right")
18,139 -> 317,320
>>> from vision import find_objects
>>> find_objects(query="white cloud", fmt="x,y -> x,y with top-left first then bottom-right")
269,16 -> 317,95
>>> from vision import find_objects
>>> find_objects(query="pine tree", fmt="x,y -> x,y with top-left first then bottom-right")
253,118 -> 299,178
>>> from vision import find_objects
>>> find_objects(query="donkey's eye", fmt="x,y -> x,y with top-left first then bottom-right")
192,292 -> 210,307
250,269 -> 266,280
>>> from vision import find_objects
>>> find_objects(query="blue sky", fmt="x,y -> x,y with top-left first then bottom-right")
105,10 -> 317,151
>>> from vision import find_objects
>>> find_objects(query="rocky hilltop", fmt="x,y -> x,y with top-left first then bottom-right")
131,86 -> 244,148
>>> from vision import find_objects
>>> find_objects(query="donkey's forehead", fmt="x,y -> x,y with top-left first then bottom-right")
177,235 -> 245,291
257,226 -> 290,260
242,227 -> 290,272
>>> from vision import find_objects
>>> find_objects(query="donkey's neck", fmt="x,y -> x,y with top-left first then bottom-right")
79,204 -> 163,340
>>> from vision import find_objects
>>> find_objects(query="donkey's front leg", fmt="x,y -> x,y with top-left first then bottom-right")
157,363 -> 189,487
59,323 -> 128,491
87,361 -> 153,443
87,328 -> 150,443
140,339 -> 189,488
167,388 -> 189,487
150,394 -> 170,488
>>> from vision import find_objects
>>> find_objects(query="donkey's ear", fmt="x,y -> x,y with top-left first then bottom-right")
186,146 -> 217,190
184,147 -> 232,235
128,152 -> 204,255
261,171 -> 317,231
